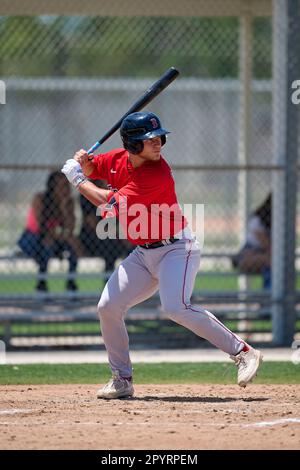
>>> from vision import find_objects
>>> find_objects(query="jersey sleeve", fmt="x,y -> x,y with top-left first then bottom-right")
88,154 -> 109,180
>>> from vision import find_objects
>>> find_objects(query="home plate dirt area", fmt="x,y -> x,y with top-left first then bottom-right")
0,384 -> 299,450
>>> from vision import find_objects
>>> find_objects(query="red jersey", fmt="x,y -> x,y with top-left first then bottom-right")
88,148 -> 187,245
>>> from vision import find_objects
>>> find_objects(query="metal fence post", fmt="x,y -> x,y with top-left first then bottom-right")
237,14 -> 253,336
272,0 -> 299,345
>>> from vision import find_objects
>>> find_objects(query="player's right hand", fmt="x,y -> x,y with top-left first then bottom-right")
61,159 -> 87,188
73,149 -> 95,177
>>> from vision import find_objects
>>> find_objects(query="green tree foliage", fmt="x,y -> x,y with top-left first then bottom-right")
0,16 -> 271,78
253,18 -> 272,79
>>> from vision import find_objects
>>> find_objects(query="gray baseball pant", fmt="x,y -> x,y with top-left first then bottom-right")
98,237 -> 245,377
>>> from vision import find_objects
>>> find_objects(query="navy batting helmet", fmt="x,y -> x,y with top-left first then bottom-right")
120,112 -> 170,154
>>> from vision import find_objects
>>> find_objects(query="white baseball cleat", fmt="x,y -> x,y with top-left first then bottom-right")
230,348 -> 263,388
97,372 -> 134,399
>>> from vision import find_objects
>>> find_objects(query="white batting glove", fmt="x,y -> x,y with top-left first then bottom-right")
61,159 -> 88,188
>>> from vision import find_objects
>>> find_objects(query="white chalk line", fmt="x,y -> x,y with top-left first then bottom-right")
0,418 -> 299,428
243,418 -> 300,428
0,409 -> 39,416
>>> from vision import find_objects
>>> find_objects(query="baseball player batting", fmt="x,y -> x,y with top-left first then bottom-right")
62,111 -> 263,399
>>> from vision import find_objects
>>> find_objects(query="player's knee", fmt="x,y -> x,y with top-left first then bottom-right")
97,297 -> 115,320
161,302 -> 184,321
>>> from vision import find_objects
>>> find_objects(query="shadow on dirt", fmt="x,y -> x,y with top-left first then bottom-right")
128,396 -> 270,403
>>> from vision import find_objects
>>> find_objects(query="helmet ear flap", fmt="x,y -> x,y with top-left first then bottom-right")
122,137 -> 144,154
161,135 -> 166,146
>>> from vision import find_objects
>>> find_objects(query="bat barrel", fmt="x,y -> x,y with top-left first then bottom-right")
87,67 -> 179,155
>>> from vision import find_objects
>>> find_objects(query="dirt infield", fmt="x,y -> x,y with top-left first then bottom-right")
0,384 -> 299,450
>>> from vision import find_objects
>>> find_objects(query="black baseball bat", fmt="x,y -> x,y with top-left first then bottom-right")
87,67 -> 179,155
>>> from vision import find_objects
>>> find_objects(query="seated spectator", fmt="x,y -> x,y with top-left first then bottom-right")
232,193 -> 272,290
18,171 -> 80,292
79,180 -> 133,277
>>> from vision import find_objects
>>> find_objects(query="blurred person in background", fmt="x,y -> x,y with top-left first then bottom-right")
18,171 -> 80,292
232,193 -> 272,290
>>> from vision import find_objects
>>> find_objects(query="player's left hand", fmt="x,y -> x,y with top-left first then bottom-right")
73,149 -> 95,176
61,159 -> 87,188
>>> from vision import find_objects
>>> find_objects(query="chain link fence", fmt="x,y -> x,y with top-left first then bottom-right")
0,1 -> 299,348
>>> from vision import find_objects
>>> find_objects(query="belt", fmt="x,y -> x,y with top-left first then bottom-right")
139,237 -> 179,249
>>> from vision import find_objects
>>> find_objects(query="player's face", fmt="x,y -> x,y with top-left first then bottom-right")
139,136 -> 162,161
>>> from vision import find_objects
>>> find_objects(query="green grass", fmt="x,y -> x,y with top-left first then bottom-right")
1,272 -> 300,294
1,320 -> 300,337
0,278 -> 105,294
7,322 -> 100,335
0,274 -> 266,294
0,362 -> 299,385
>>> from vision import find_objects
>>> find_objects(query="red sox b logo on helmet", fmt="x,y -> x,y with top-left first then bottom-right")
150,118 -> 158,129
